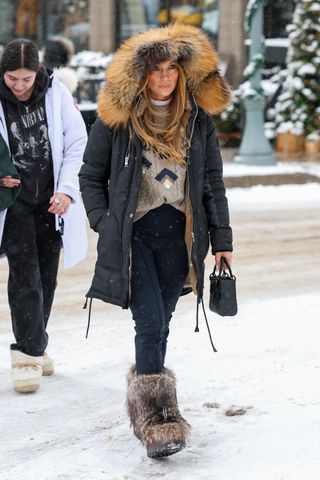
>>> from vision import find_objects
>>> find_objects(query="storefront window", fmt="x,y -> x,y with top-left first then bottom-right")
263,0 -> 295,67
0,0 -> 89,50
264,0 -> 295,39
117,0 -> 219,47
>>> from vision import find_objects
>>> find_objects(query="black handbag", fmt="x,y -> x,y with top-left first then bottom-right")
209,256 -> 237,316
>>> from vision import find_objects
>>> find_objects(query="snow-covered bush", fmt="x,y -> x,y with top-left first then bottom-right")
70,50 -> 113,104
213,89 -> 242,133
274,0 -> 320,137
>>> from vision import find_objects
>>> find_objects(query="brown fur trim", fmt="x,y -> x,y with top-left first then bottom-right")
196,71 -> 231,115
126,365 -> 190,448
98,23 -> 231,128
144,418 -> 190,449
184,182 -> 198,295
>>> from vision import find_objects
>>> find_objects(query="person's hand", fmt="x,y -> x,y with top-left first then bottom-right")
215,251 -> 233,270
0,176 -> 21,188
48,193 -> 71,216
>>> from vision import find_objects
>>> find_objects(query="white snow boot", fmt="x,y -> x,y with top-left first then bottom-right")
11,350 -> 43,393
42,352 -> 54,376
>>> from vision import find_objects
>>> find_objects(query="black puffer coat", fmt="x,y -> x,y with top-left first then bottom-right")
78,24 -> 233,308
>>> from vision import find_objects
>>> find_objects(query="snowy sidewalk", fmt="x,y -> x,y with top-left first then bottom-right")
0,291 -> 319,480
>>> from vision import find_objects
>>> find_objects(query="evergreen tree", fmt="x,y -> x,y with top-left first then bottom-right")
274,0 -> 320,136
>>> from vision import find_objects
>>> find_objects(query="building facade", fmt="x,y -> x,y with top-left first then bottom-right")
0,0 -> 294,86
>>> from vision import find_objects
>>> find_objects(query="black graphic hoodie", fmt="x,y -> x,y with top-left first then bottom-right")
0,66 -> 54,203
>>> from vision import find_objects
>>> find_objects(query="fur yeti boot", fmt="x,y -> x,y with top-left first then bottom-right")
126,365 -> 190,458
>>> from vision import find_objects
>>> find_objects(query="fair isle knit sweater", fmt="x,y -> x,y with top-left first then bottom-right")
134,98 -> 187,221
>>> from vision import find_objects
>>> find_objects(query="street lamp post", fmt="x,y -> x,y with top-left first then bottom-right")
235,0 -> 276,166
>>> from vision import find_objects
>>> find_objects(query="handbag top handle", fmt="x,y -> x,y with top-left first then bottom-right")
211,256 -> 235,278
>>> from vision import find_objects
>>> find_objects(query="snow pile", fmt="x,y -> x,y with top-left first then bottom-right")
223,158 -> 320,179
70,50 -> 113,70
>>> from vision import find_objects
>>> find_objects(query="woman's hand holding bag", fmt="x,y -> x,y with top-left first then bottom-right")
209,256 -> 238,316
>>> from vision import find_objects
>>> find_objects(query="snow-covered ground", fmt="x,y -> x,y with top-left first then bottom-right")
1,292 -> 320,480
223,157 -> 320,179
228,182 -> 320,211
1,168 -> 320,480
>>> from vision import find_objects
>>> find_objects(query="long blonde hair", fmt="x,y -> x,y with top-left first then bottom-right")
131,64 -> 190,166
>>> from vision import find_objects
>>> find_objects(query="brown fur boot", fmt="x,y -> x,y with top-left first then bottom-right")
126,365 -> 190,458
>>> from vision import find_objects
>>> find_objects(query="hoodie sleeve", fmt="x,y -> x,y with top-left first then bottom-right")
78,118 -> 112,231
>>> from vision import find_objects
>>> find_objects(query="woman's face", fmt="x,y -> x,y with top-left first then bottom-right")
147,60 -> 179,101
4,68 -> 37,101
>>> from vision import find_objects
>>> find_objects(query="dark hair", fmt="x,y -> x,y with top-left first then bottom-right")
0,38 -> 40,74
43,36 -> 74,69
43,40 -> 68,69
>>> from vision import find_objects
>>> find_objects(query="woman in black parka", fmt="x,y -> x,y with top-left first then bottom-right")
79,23 -> 233,458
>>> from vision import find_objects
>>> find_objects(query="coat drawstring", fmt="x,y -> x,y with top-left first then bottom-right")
195,300 -> 200,332
194,296 -> 217,353
83,297 -> 93,338
83,296 -> 216,350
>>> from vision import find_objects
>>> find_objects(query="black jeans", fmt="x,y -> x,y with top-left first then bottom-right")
1,198 -> 62,356
130,205 -> 188,375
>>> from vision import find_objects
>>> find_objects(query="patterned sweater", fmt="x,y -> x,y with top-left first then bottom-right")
134,99 -> 187,221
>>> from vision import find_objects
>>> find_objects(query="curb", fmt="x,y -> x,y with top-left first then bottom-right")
221,148 -> 320,188
224,172 -> 320,188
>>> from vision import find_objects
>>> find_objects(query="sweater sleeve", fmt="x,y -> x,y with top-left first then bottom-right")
78,118 -> 112,231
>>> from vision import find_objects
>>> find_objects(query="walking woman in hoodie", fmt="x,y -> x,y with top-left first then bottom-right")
79,24 -> 233,458
0,39 -> 88,393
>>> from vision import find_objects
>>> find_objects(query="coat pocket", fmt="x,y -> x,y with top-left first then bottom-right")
96,210 -> 122,271
198,206 -> 210,261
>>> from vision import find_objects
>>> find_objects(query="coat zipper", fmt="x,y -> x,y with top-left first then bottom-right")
185,174 -> 194,268
187,97 -> 198,269
123,130 -> 141,308
124,127 -> 133,167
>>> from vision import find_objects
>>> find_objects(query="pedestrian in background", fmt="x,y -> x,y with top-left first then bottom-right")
0,38 -> 88,393
42,36 -> 78,95
79,24 -> 233,458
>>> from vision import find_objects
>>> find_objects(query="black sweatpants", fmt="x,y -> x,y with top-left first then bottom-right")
130,204 -> 188,375
1,197 -> 62,356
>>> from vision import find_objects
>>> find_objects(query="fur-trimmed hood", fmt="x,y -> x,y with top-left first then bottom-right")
98,23 -> 231,128
54,67 -> 78,94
